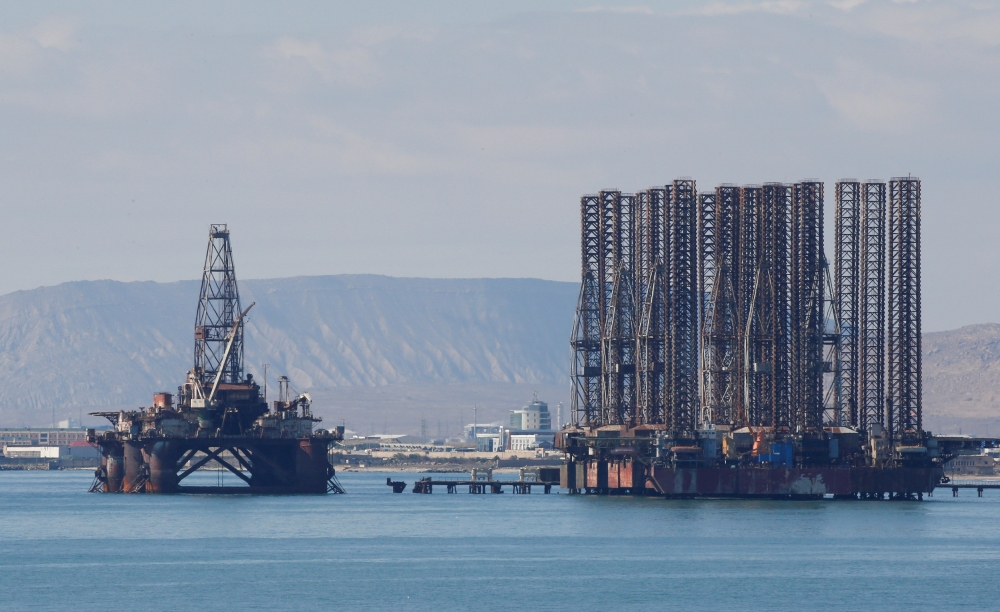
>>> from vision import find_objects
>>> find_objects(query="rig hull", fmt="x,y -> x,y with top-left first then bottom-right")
562,460 -> 943,499
94,435 -> 337,494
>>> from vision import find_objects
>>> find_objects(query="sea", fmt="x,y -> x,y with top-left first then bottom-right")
1,469 -> 998,611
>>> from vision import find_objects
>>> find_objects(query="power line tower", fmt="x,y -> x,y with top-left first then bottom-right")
194,224 -> 245,386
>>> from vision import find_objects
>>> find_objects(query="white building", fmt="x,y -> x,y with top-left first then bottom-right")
4,445 -> 64,459
465,422 -> 504,442
509,399 -> 551,431
509,433 -> 555,451
3,441 -> 99,459
0,428 -> 89,447
476,431 -> 506,452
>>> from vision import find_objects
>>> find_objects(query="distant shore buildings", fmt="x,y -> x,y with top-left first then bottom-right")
464,398 -> 556,452
0,426 -> 100,465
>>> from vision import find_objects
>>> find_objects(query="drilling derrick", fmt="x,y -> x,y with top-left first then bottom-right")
194,225 -> 244,386
737,187 -> 760,427
790,181 -> 825,433
600,191 -> 618,323
697,192 -> 715,425
859,182 -> 887,437
745,184 -> 791,430
560,176 -> 942,500
634,190 -> 656,314
601,192 -> 638,426
571,195 -> 603,427
701,185 -> 741,427
636,188 -> 667,427
667,180 -> 699,435
738,188 -> 760,341
698,192 -> 717,329
888,178 -> 922,446
835,181 -> 862,428
88,225 -> 344,495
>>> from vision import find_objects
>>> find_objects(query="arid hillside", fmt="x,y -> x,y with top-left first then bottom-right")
924,323 -> 1000,435
0,275 -> 994,435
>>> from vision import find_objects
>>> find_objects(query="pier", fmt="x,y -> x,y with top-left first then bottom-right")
944,479 -> 1000,497
387,467 -> 560,494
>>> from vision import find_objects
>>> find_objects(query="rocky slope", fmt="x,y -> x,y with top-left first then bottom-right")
0,275 -> 577,429
923,323 -> 1000,435
0,275 -> 996,435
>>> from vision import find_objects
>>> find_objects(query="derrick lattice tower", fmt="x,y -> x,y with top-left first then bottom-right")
194,224 -> 244,385
888,177 -> 922,441
859,181 -> 887,435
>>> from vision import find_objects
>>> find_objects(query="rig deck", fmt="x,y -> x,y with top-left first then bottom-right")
88,224 -> 344,495
564,179 -> 947,500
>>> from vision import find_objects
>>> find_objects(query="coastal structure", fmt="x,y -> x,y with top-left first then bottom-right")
0,427 -> 89,447
509,398 -> 551,431
560,178 -> 954,499
88,225 -> 344,494
508,397 -> 555,451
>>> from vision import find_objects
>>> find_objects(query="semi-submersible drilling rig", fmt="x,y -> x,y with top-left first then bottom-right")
89,225 -> 344,494
558,178 -> 946,499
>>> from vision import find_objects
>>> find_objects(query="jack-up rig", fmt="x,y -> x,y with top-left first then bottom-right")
88,224 -> 344,494
558,178 -> 950,499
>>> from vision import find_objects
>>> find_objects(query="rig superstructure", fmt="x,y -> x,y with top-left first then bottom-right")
559,178 -> 946,499
89,224 -> 344,494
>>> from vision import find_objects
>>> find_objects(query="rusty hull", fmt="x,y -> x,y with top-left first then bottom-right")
564,460 -> 943,498
649,466 -> 852,498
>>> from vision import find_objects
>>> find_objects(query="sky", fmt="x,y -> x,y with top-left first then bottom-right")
0,0 -> 997,332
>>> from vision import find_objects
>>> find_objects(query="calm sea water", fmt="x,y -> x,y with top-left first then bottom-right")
1,469 -> 998,611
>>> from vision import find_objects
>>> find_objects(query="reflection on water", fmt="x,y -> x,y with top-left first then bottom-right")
0,470 -> 997,610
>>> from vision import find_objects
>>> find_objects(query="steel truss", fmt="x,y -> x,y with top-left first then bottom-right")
737,187 -> 760,428
601,192 -> 638,426
860,182 -> 887,435
667,180 -> 699,435
888,178 -> 922,442
745,184 -> 792,430
572,195 -> 603,426
194,224 -> 245,385
697,192 -> 715,424
637,187 -> 667,427
835,181 -> 862,427
571,176 -> 916,449
701,185 -> 742,427
791,182 -> 825,432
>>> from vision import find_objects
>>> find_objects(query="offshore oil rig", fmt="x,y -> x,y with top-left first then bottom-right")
88,225 -> 344,494
558,178 -> 948,499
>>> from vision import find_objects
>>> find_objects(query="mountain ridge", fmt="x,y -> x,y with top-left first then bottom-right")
0,275 -> 578,428
0,275 -> 995,435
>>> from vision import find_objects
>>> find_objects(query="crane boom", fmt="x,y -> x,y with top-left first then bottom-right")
207,302 -> 255,404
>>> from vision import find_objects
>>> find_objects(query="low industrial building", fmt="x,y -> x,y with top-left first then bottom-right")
464,422 -> 504,442
3,441 -> 99,460
476,431 -> 505,452
945,454 -> 997,476
509,433 -> 555,451
0,427 -> 90,447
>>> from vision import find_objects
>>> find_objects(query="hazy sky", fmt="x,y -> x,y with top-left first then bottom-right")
0,1 -> 997,332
